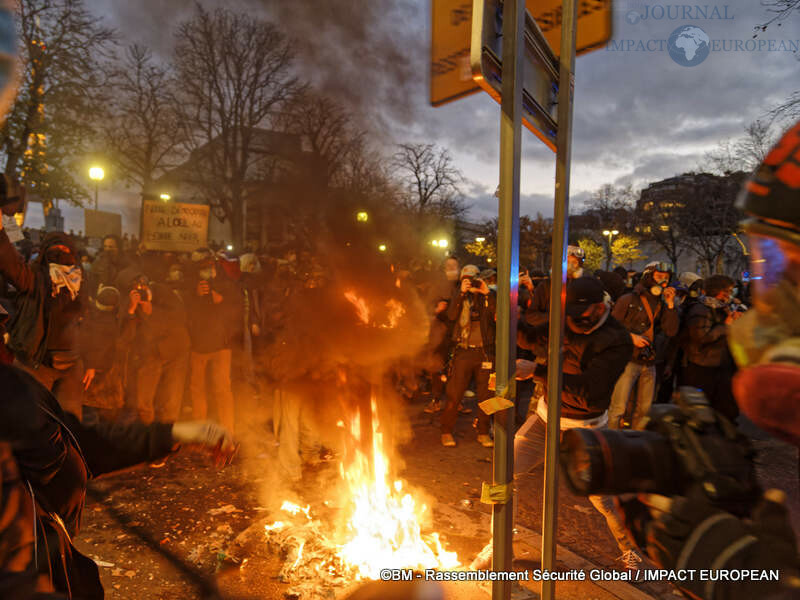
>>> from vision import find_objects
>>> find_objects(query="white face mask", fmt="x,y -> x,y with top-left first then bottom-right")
49,263 -> 82,300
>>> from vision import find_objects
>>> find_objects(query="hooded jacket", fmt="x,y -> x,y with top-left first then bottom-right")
0,230 -> 86,367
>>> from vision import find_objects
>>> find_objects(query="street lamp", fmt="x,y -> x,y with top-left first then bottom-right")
602,229 -> 619,269
88,166 -> 104,210
431,240 -> 439,247
356,211 -> 369,223
475,237 -> 486,243
438,239 -> 448,248
159,193 -> 171,201
378,243 -> 387,252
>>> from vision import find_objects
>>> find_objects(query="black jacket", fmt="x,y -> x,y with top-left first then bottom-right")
0,364 -> 175,599
519,312 -> 633,419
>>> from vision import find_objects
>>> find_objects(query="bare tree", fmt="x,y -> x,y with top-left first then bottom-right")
1,0 -> 114,209
281,91 -> 364,189
173,5 -> 302,247
391,143 -> 466,219
104,45 -> 183,198
704,120 -> 777,175
755,0 -> 800,33
677,173 -> 745,275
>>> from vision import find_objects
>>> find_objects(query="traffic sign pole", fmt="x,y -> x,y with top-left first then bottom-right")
491,0 -> 523,598
541,0 -> 578,598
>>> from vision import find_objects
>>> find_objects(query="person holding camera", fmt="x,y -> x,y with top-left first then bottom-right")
608,261 -> 680,429
440,265 -> 495,448
117,265 -> 191,425
680,274 -> 742,422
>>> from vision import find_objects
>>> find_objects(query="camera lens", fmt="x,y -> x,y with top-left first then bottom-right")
561,428 -> 680,496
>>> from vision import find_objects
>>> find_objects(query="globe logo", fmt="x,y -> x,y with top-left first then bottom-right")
667,25 -> 711,66
626,10 -> 641,25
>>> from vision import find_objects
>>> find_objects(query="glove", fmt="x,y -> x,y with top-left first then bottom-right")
645,485 -> 800,600
172,421 -> 237,467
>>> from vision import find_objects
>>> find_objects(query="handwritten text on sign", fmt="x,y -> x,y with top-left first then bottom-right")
142,201 -> 209,252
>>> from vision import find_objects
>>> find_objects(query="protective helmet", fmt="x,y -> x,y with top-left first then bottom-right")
738,120 -> 800,232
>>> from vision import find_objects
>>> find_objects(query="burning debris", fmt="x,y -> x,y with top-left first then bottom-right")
263,396 -> 459,599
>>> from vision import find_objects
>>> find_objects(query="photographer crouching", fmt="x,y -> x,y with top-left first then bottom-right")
561,120 -> 800,600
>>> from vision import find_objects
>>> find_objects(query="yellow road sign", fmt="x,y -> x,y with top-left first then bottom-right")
430,0 -> 481,106
527,0 -> 612,57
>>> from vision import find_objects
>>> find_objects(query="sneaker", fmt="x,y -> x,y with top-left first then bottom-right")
617,548 -> 642,572
470,541 -> 493,570
424,399 -> 441,413
441,433 -> 457,447
477,434 -> 494,448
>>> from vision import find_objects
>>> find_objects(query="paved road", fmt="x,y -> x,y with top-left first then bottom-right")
73,395 -> 797,599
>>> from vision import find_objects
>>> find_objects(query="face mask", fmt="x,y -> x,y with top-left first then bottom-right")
488,284 -> 497,292
199,267 -> 215,280
567,264 -> 583,279
690,290 -> 699,298
445,269 -> 459,281
650,285 -> 663,297
568,305 -> 609,334
732,287 -> 739,297
49,263 -> 82,300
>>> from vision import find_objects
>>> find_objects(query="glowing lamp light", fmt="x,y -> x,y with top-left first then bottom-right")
226,244 -> 234,251
438,239 -> 448,248
356,211 -> 369,223
159,193 -> 171,201
378,244 -> 387,252
431,240 -> 439,247
88,166 -> 104,181
475,237 -> 486,243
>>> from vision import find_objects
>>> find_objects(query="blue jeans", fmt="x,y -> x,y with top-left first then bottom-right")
608,361 -> 656,430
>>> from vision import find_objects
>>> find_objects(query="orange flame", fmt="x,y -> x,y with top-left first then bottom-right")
344,290 -> 370,324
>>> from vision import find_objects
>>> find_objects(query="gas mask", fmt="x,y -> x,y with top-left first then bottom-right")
567,304 -> 609,335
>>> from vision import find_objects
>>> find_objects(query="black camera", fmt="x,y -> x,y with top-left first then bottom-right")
560,388 -> 760,516
637,343 -> 655,361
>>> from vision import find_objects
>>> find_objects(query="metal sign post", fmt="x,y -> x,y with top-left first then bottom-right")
491,0 -> 523,598
541,0 -> 578,599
